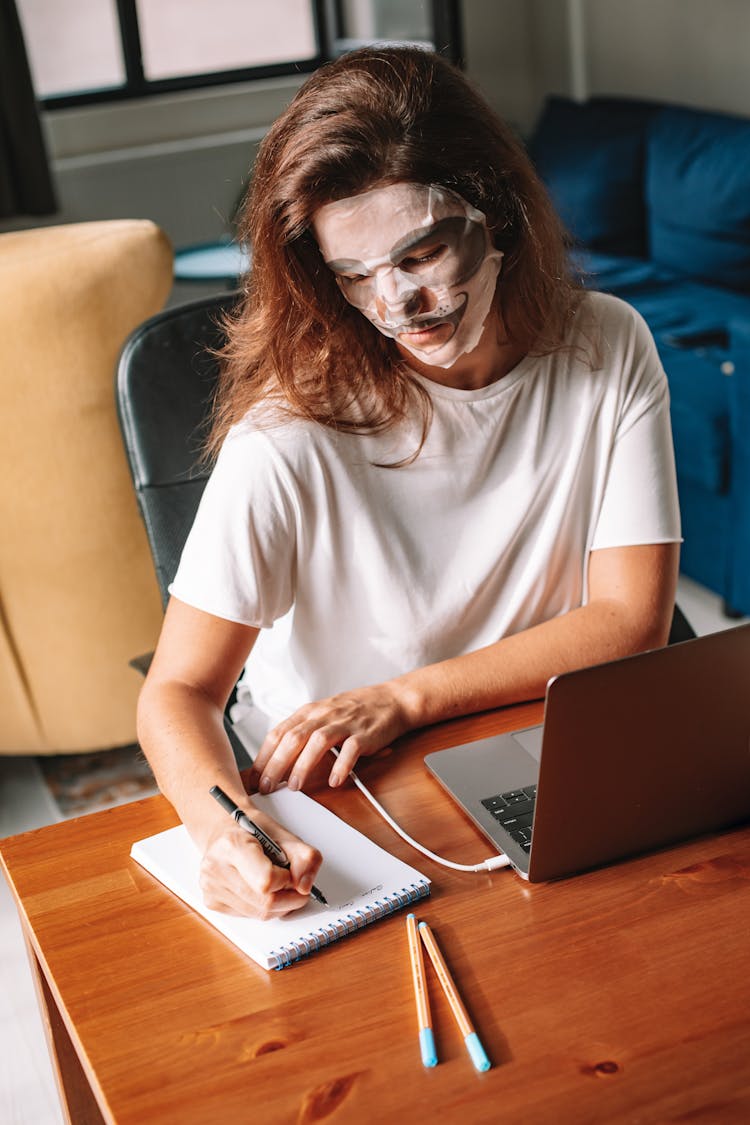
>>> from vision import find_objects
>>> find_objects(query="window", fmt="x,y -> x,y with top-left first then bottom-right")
17,0 -> 321,105
18,0 -> 127,98
17,0 -> 462,109
327,0 -> 462,61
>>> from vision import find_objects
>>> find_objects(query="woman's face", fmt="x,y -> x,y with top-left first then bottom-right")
313,183 -> 503,369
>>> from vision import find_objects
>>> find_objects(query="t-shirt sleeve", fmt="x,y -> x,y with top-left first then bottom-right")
168,426 -> 297,627
590,304 -> 682,551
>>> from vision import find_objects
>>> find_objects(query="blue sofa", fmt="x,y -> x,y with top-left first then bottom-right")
528,95 -> 750,616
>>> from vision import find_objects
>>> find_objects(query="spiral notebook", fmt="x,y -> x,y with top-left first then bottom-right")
130,787 -> 430,970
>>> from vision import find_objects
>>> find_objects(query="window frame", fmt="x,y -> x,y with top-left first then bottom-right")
38,0 -> 462,110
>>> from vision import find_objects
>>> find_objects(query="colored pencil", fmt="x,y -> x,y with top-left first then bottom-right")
406,913 -> 438,1067
418,921 -> 491,1072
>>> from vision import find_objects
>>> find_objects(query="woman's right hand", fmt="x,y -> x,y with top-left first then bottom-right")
198,809 -> 323,919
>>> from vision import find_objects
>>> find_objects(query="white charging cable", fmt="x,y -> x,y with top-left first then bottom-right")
330,749 -> 510,873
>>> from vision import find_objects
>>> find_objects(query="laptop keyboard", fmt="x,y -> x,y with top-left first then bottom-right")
481,785 -> 537,853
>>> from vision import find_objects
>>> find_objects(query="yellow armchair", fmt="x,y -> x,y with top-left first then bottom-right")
0,219 -> 173,753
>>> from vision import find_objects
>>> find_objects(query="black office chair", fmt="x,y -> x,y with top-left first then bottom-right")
116,290 -> 252,765
116,292 -> 694,750
117,291 -> 239,607
668,601 -> 695,644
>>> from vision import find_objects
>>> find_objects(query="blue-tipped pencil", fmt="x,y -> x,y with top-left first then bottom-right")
406,913 -> 438,1067
418,920 -> 491,1072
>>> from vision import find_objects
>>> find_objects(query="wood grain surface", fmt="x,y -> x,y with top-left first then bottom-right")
2,701 -> 750,1124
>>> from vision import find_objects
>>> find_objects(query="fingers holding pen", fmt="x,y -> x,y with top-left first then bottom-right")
277,824 -> 325,898
200,827 -> 297,918
200,815 -> 322,919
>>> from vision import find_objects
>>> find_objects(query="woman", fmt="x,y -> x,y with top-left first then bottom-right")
137,47 -> 681,919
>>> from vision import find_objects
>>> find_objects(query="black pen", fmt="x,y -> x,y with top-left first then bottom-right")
209,785 -> 328,905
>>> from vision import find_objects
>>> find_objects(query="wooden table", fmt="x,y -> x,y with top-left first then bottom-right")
3,701 -> 750,1124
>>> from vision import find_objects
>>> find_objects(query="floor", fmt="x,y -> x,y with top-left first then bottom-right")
0,574 -> 746,1124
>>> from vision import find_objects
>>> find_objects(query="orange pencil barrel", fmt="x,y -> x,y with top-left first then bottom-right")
406,913 -> 438,1067
418,921 -> 491,1072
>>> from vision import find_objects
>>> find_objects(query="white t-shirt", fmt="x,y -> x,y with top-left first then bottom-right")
170,292 -> 681,725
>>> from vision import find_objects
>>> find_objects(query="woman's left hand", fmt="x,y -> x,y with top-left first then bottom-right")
250,682 -> 413,794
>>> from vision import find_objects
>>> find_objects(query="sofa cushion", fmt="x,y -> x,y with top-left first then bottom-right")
646,106 -> 750,290
579,251 -> 745,495
659,343 -> 731,496
0,220 -> 172,752
579,249 -> 750,332
529,96 -> 656,255
574,251 -> 683,323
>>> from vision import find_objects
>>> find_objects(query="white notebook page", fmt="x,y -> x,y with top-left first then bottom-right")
130,787 -> 430,970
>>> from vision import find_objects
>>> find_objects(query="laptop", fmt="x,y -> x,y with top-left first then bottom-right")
425,623 -> 750,882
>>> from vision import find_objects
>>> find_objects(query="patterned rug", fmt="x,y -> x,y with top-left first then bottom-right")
38,744 -> 160,819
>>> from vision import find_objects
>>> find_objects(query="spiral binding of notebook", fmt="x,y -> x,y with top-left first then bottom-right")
270,880 -> 430,969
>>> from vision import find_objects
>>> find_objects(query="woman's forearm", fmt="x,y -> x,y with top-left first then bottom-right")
137,679 -> 252,850
392,541 -> 679,730
136,599 -> 262,848
390,597 -> 661,730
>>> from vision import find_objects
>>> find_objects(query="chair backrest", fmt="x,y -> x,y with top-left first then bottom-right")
116,291 -> 240,608
116,291 -> 253,764
668,602 -> 695,645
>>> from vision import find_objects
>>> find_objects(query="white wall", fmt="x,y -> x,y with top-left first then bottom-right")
4,0 -> 750,248
466,0 -> 750,136
461,0 -> 540,136
584,0 -> 750,115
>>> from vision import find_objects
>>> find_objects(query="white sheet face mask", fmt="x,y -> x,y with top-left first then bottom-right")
313,183 -> 503,368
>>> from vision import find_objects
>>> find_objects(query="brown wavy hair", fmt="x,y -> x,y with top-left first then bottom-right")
207,46 -> 581,459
